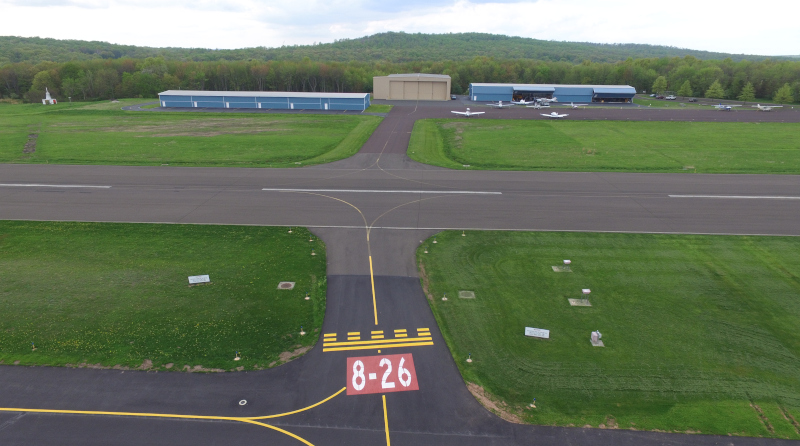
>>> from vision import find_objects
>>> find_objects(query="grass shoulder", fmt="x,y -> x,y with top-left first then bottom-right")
407,119 -> 800,174
418,230 -> 800,438
365,104 -> 393,113
0,221 -> 327,372
0,101 -> 381,167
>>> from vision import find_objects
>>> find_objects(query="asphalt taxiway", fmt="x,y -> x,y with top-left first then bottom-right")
1,102 -> 799,445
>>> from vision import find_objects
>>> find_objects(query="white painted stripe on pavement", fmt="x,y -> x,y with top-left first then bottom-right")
262,188 -> 500,195
669,195 -> 800,200
0,184 -> 111,189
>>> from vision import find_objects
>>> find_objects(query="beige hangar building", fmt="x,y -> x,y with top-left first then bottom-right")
372,73 -> 451,101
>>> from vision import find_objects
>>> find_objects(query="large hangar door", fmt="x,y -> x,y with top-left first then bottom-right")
390,82 -> 404,99
403,82 -> 419,100
432,82 -> 447,100
418,82 -> 433,100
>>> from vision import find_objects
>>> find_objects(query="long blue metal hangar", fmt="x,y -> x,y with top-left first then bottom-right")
467,83 -> 636,103
157,90 -> 371,111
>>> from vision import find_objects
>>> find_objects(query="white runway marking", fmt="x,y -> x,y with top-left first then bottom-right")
669,195 -> 800,200
262,188 -> 501,195
0,184 -> 112,189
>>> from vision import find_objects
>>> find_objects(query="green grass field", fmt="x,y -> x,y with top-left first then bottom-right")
0,101 -> 381,167
0,221 -> 326,371
365,104 -> 393,113
418,231 -> 800,438
407,119 -> 800,173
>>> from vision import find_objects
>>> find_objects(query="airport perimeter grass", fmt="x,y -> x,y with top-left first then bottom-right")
0,101 -> 381,167
365,104 -> 393,113
418,231 -> 800,438
408,119 -> 800,173
0,221 -> 327,371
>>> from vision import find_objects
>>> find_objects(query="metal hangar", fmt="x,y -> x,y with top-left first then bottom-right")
157,91 -> 371,111
372,74 -> 451,101
468,83 -> 636,103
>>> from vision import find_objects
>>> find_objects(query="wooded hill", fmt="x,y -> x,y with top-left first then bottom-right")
1,32 -> 795,66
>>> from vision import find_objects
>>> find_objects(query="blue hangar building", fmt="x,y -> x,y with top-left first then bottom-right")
468,83 -> 636,103
157,90 -> 371,111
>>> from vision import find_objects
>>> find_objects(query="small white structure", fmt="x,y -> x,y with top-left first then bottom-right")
525,327 -> 550,339
42,88 -> 57,105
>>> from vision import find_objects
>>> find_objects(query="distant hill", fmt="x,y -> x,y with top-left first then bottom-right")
0,32 -> 790,66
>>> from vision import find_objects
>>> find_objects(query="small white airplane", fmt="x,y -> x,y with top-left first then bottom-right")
489,101 -> 515,109
537,97 -> 558,104
752,104 -> 783,111
525,102 -> 549,109
711,103 -> 742,111
541,112 -> 569,119
511,98 -> 537,105
451,108 -> 485,117
565,102 -> 588,109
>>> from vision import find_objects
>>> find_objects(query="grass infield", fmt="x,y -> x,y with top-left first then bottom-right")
418,231 -> 800,438
0,221 -> 326,371
407,119 -> 800,173
0,101 -> 381,167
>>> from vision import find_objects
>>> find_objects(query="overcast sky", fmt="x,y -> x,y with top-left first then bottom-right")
2,0 -> 798,56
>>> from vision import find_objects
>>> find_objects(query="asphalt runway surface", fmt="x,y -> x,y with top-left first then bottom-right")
1,100 -> 800,445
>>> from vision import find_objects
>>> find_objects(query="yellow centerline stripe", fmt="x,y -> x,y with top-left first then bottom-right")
370,255 -> 378,325
383,395 -> 391,446
323,336 -> 432,347
322,341 -> 433,352
0,386 -> 347,445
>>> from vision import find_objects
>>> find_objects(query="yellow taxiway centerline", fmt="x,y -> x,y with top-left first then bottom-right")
0,386 -> 347,445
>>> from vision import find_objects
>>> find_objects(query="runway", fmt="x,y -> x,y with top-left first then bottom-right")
1,101 -> 799,445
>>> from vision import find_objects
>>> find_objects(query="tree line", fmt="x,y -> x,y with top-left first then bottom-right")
2,55 -> 798,104
3,32 -> 791,66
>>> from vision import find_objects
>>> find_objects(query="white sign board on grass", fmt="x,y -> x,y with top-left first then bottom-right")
525,327 -> 550,339
188,275 -> 210,285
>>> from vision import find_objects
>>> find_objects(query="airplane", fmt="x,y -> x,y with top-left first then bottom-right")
752,104 -> 783,111
537,97 -> 558,104
489,101 -> 515,109
565,102 -> 588,109
451,108 -> 485,117
511,98 -> 537,105
710,103 -> 742,111
525,102 -> 549,109
541,112 -> 569,119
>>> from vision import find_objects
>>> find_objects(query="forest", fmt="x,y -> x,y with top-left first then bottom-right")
3,32 -> 795,66
1,33 -> 799,104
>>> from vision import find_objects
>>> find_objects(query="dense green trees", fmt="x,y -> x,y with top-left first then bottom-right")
773,83 -> 793,103
651,76 -> 668,94
677,80 -> 693,97
737,82 -> 756,103
705,80 -> 726,99
1,51 -> 798,103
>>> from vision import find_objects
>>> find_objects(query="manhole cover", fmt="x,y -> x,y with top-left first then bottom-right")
277,282 -> 295,290
458,291 -> 475,299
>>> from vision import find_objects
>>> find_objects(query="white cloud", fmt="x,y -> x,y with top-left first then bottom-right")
0,0 -> 797,55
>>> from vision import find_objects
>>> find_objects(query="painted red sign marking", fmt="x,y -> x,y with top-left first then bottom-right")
346,353 -> 419,395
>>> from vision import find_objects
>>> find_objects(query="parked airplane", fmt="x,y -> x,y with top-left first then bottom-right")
752,104 -> 783,111
451,108 -> 485,117
541,112 -> 569,119
489,101 -> 515,108
526,103 -> 549,109
711,103 -> 742,111
565,102 -> 587,109
537,97 -> 558,104
511,98 -> 537,105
